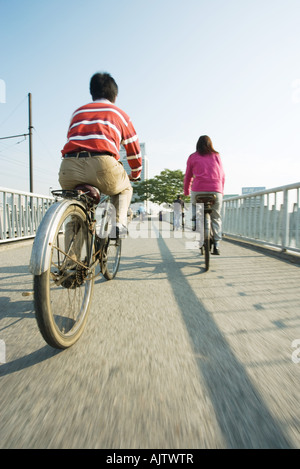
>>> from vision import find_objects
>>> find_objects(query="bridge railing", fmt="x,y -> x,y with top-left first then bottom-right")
222,182 -> 300,254
0,186 -> 54,243
2,183 -> 300,253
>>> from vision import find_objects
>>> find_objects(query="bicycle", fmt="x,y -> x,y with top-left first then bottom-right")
29,184 -> 122,349
193,193 -> 216,272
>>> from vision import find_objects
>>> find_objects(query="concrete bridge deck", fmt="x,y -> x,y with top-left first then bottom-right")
0,218 -> 300,449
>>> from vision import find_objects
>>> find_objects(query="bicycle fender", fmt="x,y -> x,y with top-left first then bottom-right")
29,198 -> 86,275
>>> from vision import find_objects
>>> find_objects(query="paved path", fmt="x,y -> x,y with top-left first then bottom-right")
0,218 -> 300,449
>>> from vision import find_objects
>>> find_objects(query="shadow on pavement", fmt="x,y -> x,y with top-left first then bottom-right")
156,234 -> 293,449
0,345 -> 61,377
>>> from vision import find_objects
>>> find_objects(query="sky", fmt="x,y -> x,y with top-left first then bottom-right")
1,0 -> 300,196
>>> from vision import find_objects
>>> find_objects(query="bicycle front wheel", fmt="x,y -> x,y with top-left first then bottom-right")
103,238 -> 122,280
34,205 -> 95,349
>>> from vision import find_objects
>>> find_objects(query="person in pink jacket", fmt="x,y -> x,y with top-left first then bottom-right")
184,135 -> 225,255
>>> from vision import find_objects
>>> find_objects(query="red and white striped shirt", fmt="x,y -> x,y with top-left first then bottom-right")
61,99 -> 142,180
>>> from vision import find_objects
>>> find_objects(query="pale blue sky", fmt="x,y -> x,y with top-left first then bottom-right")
1,0 -> 300,195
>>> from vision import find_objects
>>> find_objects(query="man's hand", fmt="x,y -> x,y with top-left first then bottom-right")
129,175 -> 141,181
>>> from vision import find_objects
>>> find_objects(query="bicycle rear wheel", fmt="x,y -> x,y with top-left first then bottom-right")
204,239 -> 210,271
34,205 -> 95,349
204,212 -> 211,271
103,238 -> 122,280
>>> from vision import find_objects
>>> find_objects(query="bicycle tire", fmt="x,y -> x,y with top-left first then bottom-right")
33,205 -> 95,349
204,238 -> 210,271
103,238 -> 122,280
204,212 -> 211,271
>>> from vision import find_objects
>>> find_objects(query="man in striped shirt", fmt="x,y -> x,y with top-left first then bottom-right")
59,72 -> 142,237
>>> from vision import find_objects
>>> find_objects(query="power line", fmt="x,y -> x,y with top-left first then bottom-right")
0,132 -> 29,140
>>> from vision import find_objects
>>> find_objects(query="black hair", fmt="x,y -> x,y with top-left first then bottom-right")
196,135 -> 218,155
89,72 -> 118,102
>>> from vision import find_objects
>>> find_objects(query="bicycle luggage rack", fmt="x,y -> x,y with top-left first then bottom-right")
51,188 -> 99,207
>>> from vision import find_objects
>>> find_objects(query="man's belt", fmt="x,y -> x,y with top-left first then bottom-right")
64,151 -> 115,158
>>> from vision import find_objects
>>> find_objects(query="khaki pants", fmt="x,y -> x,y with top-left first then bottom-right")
59,154 -> 133,226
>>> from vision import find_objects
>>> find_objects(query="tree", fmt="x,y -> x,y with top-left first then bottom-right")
133,169 -> 188,205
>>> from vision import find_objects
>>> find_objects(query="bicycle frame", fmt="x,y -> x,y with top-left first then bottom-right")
90,195 -> 113,275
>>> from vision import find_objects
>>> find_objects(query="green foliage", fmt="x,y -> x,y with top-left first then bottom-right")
133,168 -> 189,205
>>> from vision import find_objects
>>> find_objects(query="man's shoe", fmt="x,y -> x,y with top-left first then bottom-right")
116,225 -> 128,238
213,246 -> 220,255
110,224 -> 128,239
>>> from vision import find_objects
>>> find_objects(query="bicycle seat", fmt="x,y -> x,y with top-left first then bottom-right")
195,193 -> 217,205
75,184 -> 101,205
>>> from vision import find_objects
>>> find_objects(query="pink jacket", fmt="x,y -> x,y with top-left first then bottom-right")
184,152 -> 225,196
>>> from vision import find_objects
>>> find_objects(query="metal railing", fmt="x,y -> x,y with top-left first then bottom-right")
222,182 -> 300,253
1,182 -> 300,254
0,186 -> 54,243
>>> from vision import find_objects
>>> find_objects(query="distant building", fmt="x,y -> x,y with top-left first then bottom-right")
223,188 -> 266,199
242,187 -> 266,195
119,142 -> 149,182
223,194 -> 239,199
242,186 -> 266,207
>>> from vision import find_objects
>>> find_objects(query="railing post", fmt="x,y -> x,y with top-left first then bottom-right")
296,188 -> 300,247
282,189 -> 289,251
265,193 -> 270,242
259,194 -> 264,239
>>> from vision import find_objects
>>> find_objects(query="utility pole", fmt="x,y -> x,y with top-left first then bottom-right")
28,93 -> 33,193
